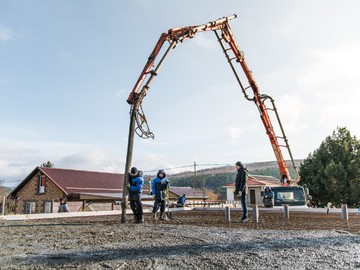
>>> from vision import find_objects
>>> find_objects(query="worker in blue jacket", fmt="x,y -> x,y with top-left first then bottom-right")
128,167 -> 144,223
177,194 -> 186,207
263,186 -> 274,208
151,169 -> 169,220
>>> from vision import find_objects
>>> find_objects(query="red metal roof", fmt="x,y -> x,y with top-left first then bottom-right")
39,167 -> 125,195
170,186 -> 206,198
223,175 -> 281,188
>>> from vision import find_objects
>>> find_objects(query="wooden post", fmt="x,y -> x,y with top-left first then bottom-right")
341,204 -> 348,220
283,204 -> 289,219
225,206 -> 231,222
1,195 -> 5,215
253,204 -> 259,223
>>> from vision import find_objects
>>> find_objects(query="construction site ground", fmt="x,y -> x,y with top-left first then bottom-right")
1,209 -> 359,269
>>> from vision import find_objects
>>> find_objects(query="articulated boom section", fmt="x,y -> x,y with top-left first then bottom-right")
126,15 -> 299,185
213,22 -> 299,185
126,14 -> 237,105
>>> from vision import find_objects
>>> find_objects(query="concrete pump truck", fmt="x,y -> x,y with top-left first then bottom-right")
121,15 -> 310,221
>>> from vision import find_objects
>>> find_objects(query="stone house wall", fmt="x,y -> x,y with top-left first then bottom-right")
15,173 -> 65,214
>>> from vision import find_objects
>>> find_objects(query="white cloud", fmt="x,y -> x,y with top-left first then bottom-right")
295,44 -> 360,133
0,145 -> 41,183
132,152 -> 172,173
275,94 -> 308,134
0,25 -> 15,42
193,33 -> 217,49
227,126 -> 243,140
115,88 -> 129,98
226,122 -> 259,140
298,44 -> 360,95
0,141 -> 125,183
57,147 -> 123,173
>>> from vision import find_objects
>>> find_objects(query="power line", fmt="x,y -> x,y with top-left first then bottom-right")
0,179 -> 22,184
143,163 -> 232,174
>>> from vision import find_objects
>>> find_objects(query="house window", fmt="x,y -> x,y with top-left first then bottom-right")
25,202 -> 36,214
250,189 -> 256,204
44,201 -> 53,213
38,175 -> 46,194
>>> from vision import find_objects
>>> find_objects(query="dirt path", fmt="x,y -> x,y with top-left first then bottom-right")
0,211 -> 359,269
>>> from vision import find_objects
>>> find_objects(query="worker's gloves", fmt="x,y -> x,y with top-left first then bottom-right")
234,190 -> 242,197
126,184 -> 130,190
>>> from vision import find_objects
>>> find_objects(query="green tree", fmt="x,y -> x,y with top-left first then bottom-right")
299,127 -> 360,207
41,161 -> 54,168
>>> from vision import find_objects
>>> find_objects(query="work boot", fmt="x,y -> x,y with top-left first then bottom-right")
137,214 -> 144,224
159,212 -> 167,221
133,214 -> 139,223
240,217 -> 248,223
152,212 -> 157,220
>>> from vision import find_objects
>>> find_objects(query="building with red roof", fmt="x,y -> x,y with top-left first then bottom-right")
223,174 -> 281,205
168,186 -> 207,201
9,167 -> 150,214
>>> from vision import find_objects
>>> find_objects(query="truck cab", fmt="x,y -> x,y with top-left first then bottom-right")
270,186 -> 310,208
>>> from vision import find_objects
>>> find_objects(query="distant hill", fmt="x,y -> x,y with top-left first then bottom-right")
0,186 -> 12,197
165,159 -> 303,179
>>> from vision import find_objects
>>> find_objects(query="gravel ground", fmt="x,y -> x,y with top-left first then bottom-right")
0,212 -> 359,270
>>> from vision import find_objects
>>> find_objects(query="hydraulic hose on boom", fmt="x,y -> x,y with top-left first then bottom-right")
125,14 -> 299,190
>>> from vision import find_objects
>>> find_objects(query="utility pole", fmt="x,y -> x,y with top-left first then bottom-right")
193,161 -> 197,190
1,195 -> 5,215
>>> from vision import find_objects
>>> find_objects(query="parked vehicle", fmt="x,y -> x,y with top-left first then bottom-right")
271,186 -> 311,208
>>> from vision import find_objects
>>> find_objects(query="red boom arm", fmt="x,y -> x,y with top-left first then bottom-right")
126,15 -> 299,185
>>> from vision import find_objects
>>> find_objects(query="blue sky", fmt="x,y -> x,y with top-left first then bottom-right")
1,0 -> 360,185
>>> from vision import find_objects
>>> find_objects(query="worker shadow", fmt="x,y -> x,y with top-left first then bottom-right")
10,234 -> 359,267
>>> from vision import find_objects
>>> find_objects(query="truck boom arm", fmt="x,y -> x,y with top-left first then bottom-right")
126,15 -> 299,185
127,15 -> 237,105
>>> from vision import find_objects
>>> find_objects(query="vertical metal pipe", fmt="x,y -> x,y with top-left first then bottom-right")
253,204 -> 259,223
193,161 -> 197,190
283,204 -> 289,219
225,206 -> 231,222
120,106 -> 137,223
121,40 -> 177,223
341,204 -> 348,220
1,195 -> 5,215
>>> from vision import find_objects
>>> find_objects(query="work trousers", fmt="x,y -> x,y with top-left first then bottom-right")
130,199 -> 143,216
152,199 -> 166,214
240,194 -> 248,219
